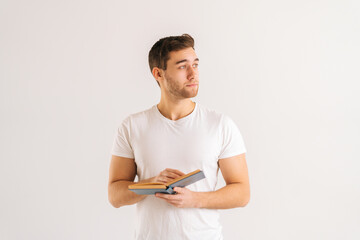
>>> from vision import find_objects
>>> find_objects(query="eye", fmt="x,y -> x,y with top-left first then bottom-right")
193,63 -> 199,68
179,65 -> 186,69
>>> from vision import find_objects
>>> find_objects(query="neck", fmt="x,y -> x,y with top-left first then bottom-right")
157,97 -> 196,121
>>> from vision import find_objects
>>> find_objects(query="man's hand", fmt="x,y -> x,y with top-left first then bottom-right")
155,187 -> 200,208
153,168 -> 185,183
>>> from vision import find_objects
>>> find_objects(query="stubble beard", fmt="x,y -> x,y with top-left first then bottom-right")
164,74 -> 199,99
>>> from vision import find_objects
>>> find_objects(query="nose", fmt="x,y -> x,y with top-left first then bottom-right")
187,65 -> 197,79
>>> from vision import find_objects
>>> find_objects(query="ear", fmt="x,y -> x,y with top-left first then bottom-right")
152,67 -> 163,79
152,67 -> 165,88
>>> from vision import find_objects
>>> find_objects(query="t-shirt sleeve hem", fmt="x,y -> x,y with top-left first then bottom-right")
111,152 -> 134,159
218,150 -> 246,160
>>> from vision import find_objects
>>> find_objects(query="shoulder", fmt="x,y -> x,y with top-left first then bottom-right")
197,104 -> 241,136
197,103 -> 231,124
197,103 -> 222,119
118,105 -> 155,128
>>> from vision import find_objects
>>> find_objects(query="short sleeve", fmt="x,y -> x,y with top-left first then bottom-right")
218,115 -> 247,159
110,117 -> 135,158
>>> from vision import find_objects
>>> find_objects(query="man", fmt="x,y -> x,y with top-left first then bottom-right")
108,34 -> 250,240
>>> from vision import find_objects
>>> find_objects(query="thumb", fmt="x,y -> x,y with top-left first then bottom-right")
174,187 -> 185,193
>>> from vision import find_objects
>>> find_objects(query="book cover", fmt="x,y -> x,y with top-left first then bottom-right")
128,169 -> 205,195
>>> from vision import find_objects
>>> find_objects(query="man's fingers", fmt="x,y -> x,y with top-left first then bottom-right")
165,168 -> 186,176
156,193 -> 180,200
173,187 -> 185,193
158,176 -> 173,183
155,169 -> 186,183
162,171 -> 181,179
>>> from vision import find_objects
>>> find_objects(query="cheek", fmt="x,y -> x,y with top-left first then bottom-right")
175,71 -> 187,79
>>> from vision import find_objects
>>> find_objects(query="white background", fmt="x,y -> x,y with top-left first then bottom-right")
1,0 -> 359,239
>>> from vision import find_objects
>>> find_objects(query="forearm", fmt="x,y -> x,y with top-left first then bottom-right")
108,177 -> 155,208
195,183 -> 250,209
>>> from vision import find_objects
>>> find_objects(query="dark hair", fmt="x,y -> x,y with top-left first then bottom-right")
148,34 -> 195,87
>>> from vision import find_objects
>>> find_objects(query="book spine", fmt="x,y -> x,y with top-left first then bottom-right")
167,187 -> 175,194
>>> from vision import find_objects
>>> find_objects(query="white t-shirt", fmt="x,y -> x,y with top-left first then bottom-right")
111,102 -> 247,240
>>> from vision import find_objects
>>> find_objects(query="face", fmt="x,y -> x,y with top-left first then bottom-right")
160,47 -> 199,99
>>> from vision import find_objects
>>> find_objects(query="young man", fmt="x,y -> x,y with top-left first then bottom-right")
108,34 -> 250,240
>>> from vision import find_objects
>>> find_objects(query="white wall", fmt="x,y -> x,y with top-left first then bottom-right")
1,0 -> 359,239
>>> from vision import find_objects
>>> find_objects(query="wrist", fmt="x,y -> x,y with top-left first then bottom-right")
194,192 -> 205,208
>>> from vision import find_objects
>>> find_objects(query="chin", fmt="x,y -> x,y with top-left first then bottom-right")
185,91 -> 198,98
179,87 -> 199,98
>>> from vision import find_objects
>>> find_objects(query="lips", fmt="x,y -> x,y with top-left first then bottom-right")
186,83 -> 198,87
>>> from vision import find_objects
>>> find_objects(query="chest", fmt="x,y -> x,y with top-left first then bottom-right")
132,121 -> 221,178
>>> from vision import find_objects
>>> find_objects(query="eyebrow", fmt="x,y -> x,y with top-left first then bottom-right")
175,58 -> 199,65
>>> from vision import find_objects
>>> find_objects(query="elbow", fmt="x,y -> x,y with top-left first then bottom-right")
108,189 -> 124,208
109,200 -> 121,208
240,196 -> 250,207
108,194 -> 120,208
238,186 -> 250,208
242,191 -> 251,207
108,195 -> 124,208
108,182 -> 126,208
236,196 -> 250,208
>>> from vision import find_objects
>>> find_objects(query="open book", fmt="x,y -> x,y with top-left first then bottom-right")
128,169 -> 205,195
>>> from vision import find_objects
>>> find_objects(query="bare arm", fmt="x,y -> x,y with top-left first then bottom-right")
155,153 -> 250,209
196,153 -> 250,209
108,155 -> 151,208
108,155 -> 185,208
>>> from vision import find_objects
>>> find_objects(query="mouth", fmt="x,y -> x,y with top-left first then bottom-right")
186,83 -> 198,87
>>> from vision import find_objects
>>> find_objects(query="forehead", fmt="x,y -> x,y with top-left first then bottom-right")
168,47 -> 198,64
